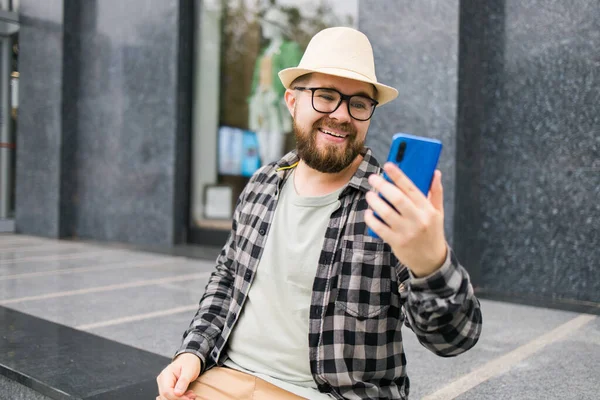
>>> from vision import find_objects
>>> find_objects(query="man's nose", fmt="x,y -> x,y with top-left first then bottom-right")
328,100 -> 352,122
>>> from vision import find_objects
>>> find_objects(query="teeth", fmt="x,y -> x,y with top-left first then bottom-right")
322,129 -> 346,138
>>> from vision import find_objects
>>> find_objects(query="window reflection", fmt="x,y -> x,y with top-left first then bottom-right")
190,0 -> 357,233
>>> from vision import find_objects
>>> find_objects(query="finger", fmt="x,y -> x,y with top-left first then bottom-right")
174,366 -> 197,396
428,170 -> 444,213
364,209 -> 396,243
367,174 -> 418,218
174,375 -> 191,397
159,389 -> 178,400
383,163 -> 428,207
365,191 -> 405,230
157,368 -> 179,400
184,390 -> 197,400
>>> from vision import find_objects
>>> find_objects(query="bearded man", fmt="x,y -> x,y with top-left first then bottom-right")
157,26 -> 482,400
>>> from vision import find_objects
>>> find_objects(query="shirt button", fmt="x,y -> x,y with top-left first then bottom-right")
244,270 -> 252,280
259,229 -> 266,235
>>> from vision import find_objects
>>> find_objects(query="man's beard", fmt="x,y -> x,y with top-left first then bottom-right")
293,116 -> 365,173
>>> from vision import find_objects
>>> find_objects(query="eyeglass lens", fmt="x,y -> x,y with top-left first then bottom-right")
312,89 -> 374,120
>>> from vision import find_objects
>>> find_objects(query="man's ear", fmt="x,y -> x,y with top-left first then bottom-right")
284,89 -> 296,116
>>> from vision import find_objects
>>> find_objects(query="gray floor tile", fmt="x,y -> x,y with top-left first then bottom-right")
0,249 -> 118,264
5,277 -> 209,327
87,312 -> 195,358
0,249 -> 131,269
0,235 -> 50,246
0,242 -> 87,256
457,316 -> 600,400
0,241 -> 40,250
0,250 -> 175,276
0,259 -> 205,302
78,239 -> 222,262
403,299 -> 581,399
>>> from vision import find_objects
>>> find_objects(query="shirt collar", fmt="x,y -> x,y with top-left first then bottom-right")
348,147 -> 381,193
275,148 -> 381,194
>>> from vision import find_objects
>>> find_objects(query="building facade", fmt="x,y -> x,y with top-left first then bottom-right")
11,0 -> 600,305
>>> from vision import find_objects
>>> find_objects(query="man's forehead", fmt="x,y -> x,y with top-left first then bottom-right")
306,73 -> 376,97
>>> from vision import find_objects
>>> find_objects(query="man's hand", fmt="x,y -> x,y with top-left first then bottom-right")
365,163 -> 448,277
156,353 -> 201,400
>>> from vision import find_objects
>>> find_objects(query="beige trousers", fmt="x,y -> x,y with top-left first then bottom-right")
188,367 -> 307,400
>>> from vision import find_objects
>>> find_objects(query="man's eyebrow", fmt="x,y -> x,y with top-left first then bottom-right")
322,85 -> 376,100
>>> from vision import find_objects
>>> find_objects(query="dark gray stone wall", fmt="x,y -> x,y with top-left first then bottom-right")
15,0 -> 65,237
361,0 -> 599,304
359,0 -> 460,245
456,0 -> 599,302
16,0 -> 191,245
64,0 -> 181,244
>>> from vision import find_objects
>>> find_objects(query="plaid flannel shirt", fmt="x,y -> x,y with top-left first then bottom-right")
177,148 -> 482,399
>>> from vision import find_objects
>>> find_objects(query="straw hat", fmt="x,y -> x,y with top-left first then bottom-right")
278,27 -> 399,106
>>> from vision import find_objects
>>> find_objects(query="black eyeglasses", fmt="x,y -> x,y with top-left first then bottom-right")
293,87 -> 378,121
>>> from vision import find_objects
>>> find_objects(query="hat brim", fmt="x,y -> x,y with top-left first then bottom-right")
278,67 -> 399,106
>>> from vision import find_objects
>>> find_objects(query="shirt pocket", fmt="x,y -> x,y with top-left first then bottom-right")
334,240 -> 391,319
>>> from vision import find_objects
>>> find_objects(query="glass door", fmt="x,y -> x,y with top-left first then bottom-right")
0,0 -> 19,232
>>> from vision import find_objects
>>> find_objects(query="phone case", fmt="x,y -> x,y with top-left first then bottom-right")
368,133 -> 443,239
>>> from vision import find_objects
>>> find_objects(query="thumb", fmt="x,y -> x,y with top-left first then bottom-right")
429,170 -> 444,212
174,370 -> 193,396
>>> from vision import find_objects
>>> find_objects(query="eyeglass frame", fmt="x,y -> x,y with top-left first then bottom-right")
293,86 -> 379,121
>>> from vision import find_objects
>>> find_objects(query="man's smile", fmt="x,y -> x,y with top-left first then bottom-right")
319,127 -> 348,138
317,127 -> 352,144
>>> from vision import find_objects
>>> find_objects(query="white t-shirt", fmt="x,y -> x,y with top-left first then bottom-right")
225,169 -> 343,399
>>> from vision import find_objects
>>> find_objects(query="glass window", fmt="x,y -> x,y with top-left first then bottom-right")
190,0 -> 358,236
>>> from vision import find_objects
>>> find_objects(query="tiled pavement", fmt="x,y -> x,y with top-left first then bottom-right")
1,234 -> 599,399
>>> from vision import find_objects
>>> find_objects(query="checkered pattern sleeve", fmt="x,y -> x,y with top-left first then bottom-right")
174,227 -> 236,368
403,247 -> 482,357
173,178 -> 252,367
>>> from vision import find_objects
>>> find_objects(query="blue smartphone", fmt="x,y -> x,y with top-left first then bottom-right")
368,133 -> 443,239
